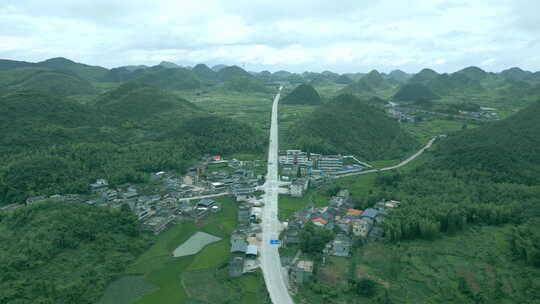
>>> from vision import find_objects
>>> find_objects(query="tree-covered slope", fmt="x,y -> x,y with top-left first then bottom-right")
0,201 -> 150,304
192,63 -> 218,82
132,67 -> 204,90
37,57 -> 108,82
285,94 -> 419,160
432,100 -> 540,184
393,83 -> 439,102
0,83 -> 264,205
281,84 -> 322,105
0,67 -> 96,96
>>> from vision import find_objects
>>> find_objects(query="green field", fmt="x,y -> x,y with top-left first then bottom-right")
100,196 -> 267,304
297,225 -> 540,304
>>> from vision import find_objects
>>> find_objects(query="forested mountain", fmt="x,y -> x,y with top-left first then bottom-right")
409,68 -> 439,83
456,66 -> 489,81
281,84 -> 322,105
37,57 -> 108,82
216,65 -> 253,81
340,77 -> 374,95
433,100 -> 540,184
373,101 -> 540,249
499,67 -> 534,81
0,59 -> 35,70
133,67 -> 205,90
0,83 -> 264,205
393,83 -> 439,102
0,67 -> 96,96
192,63 -> 218,82
285,94 -> 419,160
388,69 -> 411,82
0,201 -> 150,304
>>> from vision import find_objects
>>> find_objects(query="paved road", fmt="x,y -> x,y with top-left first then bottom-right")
260,86 -> 295,304
336,136 -> 439,179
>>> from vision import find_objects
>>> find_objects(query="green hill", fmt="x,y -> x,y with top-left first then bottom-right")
388,69 -> 411,82
335,74 -> 353,84
133,67 -> 203,90
285,94 -> 419,160
456,66 -> 488,81
362,70 -> 387,88
0,67 -> 96,96
393,83 -> 439,102
216,66 -> 253,81
410,68 -> 439,83
192,63 -> 218,82
340,78 -> 374,95
432,100 -> 540,184
500,67 -> 533,82
0,83 -> 264,204
102,67 -> 134,82
0,59 -> 35,71
96,82 -> 201,122
0,201 -> 149,304
37,57 -> 108,82
281,84 -> 322,105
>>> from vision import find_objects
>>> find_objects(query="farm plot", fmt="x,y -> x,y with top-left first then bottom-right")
173,231 -> 222,257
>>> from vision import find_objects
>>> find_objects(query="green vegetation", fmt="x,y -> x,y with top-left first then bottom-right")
393,83 -> 439,103
0,67 -> 96,96
299,225 -> 540,304
0,201 -> 150,304
285,94 -> 420,160
0,84 -> 264,205
110,196 -> 268,304
281,84 -> 322,105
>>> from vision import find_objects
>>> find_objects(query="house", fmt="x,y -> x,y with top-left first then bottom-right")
311,217 -> 328,226
331,233 -> 352,257
238,206 -> 251,226
289,260 -> 314,285
183,172 -> 197,185
353,218 -> 374,237
143,215 -> 175,235
283,222 -> 302,245
384,200 -> 401,208
290,178 -> 309,197
25,195 -> 48,206
346,208 -> 363,217
246,245 -> 258,258
361,208 -> 379,219
90,179 -> 109,190
210,155 -> 222,161
197,199 -> 215,208
229,255 -> 245,277
231,239 -> 248,254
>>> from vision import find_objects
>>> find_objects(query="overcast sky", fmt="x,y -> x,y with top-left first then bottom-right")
1,0 -> 539,73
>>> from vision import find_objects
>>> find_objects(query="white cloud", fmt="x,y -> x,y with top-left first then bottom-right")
0,0 -> 538,73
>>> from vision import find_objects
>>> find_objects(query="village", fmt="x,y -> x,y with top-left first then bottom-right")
18,149 -> 399,292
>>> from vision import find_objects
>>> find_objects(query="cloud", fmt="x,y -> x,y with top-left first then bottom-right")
0,0 -> 539,73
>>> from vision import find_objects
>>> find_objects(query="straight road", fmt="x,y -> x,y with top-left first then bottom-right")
336,136 -> 439,179
260,86 -> 295,304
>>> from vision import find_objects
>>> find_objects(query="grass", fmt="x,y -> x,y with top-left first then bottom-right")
98,275 -> 158,304
106,196 -> 243,304
297,225 -> 540,304
278,192 -> 329,221
402,118 -> 477,142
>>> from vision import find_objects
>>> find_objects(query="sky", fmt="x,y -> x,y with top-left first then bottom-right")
1,0 -> 539,73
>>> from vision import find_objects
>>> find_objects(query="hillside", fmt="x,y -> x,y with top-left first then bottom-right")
388,69 -> 410,82
192,63 -> 218,82
285,94 -> 419,160
281,84 -> 322,105
96,82 -> 201,122
0,67 -> 96,96
432,100 -> 540,184
133,67 -> 204,90
216,65 -> 253,81
393,83 -> 439,102
409,68 -> 439,83
340,78 -> 374,95
37,57 -> 108,82
0,83 -> 264,205
0,201 -> 149,304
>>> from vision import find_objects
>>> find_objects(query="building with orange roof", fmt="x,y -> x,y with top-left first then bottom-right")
311,217 -> 328,226
346,208 -> 363,216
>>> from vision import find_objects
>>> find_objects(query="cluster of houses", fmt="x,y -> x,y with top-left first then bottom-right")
228,196 -> 266,277
283,189 -> 401,288
22,155 -> 265,235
